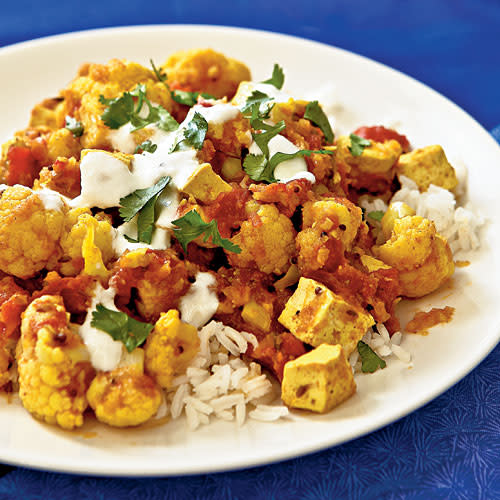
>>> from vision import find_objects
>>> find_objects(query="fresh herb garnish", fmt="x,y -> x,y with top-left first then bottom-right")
150,58 -> 215,106
170,112 -> 208,152
244,149 -> 334,184
241,90 -> 274,118
119,176 -> 171,244
150,59 -> 168,86
367,210 -> 385,222
357,340 -> 387,373
304,101 -> 334,143
91,305 -> 153,353
261,63 -> 285,90
99,84 -> 179,132
252,120 -> 286,158
171,89 -> 216,107
172,209 -> 241,253
134,140 -> 157,154
348,134 -> 371,157
65,116 -> 84,137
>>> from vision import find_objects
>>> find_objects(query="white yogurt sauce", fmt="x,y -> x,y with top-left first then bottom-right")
190,102 -> 240,124
107,123 -> 136,154
77,283 -> 124,372
179,272 -> 219,328
249,134 -> 316,184
112,218 -> 171,255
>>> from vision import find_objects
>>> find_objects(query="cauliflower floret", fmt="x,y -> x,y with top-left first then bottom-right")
228,203 -> 296,275
161,48 -> 251,99
36,156 -> 81,199
87,355 -> 162,428
61,59 -> 174,150
0,277 -> 30,389
58,208 -> 115,278
144,309 -> 199,389
0,185 -> 65,278
110,249 -> 190,323
302,197 -> 362,251
17,295 -> 94,429
46,128 -> 82,162
374,215 -> 454,297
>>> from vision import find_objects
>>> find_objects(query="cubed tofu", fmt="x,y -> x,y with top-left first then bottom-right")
278,277 -> 374,354
181,162 -> 232,203
336,135 -> 402,174
241,300 -> 271,332
281,343 -> 356,413
397,145 -> 458,192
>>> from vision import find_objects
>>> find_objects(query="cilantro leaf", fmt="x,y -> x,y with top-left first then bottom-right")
150,58 -> 168,84
99,84 -> 178,132
261,64 -> 285,90
241,90 -> 274,117
253,120 -> 286,158
357,340 -> 387,373
119,176 -> 171,244
268,149 -> 334,171
171,90 -> 216,107
65,115 -> 84,137
100,92 -> 135,129
304,101 -> 334,143
91,305 -> 153,353
134,140 -> 157,154
243,154 -> 276,183
367,210 -> 385,222
170,112 -> 208,152
119,176 -> 171,222
244,148 -> 333,183
172,210 -> 241,253
349,134 -> 371,157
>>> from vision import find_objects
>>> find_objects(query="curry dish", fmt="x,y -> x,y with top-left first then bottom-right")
0,48 -> 459,429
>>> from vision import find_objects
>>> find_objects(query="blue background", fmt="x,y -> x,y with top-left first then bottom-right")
1,1 -> 499,498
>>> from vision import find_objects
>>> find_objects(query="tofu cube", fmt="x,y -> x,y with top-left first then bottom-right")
278,277 -> 374,354
281,343 -> 356,413
336,135 -> 402,174
181,163 -> 232,203
397,145 -> 458,192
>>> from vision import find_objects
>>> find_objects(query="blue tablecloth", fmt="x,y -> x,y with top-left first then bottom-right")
1,1 -> 499,498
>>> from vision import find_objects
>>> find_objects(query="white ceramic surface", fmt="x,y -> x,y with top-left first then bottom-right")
0,25 -> 499,476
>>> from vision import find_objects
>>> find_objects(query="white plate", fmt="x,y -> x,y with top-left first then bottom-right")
1,25 -> 499,476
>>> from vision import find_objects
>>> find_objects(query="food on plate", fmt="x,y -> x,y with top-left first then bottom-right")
0,48 -> 483,431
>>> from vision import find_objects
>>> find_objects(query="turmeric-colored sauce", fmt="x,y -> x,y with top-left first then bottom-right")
405,306 -> 455,335
455,260 -> 470,268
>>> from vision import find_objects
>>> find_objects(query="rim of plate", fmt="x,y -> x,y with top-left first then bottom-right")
0,24 -> 499,476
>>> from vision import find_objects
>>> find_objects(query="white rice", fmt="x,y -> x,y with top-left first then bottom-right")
360,175 -> 484,256
392,176 -> 485,254
350,323 -> 412,373
167,320 -> 288,430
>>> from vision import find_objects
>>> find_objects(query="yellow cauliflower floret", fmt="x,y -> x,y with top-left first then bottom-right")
17,295 -> 94,429
162,48 -> 251,99
46,128 -> 82,162
228,203 -> 296,275
374,215 -> 454,297
58,207 -> 115,277
0,185 -> 65,278
397,145 -> 458,192
144,309 -> 199,389
62,59 -> 174,150
87,358 -> 162,428
302,197 -> 362,251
